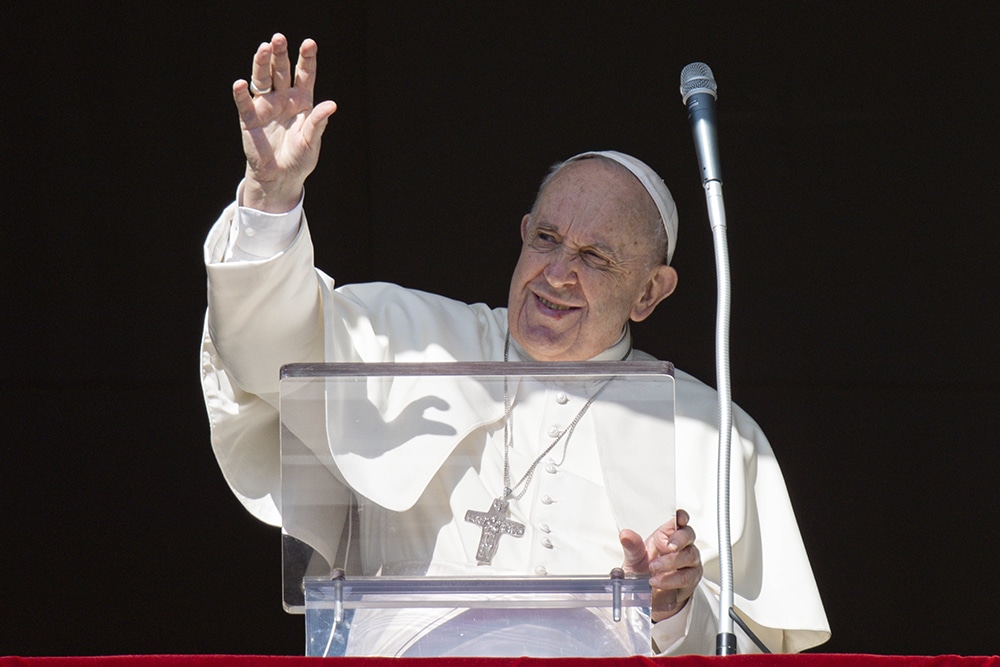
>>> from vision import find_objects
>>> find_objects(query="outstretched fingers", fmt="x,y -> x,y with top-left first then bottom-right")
232,79 -> 259,127
250,40 -> 274,95
293,38 -> 320,95
269,33 -> 292,92
245,34 -> 292,96
238,35 -> 326,108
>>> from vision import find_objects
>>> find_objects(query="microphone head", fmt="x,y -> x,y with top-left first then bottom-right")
680,62 -> 717,103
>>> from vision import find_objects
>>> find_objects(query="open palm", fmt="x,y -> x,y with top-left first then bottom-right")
233,34 -> 337,211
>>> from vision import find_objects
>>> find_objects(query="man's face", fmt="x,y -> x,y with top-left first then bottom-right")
507,160 -> 677,361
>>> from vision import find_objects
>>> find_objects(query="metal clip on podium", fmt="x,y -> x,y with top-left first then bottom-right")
278,361 -> 676,657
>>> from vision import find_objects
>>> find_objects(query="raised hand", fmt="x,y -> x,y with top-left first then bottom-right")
620,509 -> 704,622
232,33 -> 338,212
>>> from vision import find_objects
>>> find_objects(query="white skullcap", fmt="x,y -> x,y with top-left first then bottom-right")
564,150 -> 678,265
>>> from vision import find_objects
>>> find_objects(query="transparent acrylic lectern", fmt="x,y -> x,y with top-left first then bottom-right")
279,360 -> 675,657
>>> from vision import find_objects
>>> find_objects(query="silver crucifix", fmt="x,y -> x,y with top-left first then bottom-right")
464,497 -> 525,565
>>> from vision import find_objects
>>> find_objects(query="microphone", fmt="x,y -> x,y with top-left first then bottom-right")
680,62 -> 721,186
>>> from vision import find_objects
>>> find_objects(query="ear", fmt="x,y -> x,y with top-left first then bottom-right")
630,265 -> 678,322
520,214 -> 531,242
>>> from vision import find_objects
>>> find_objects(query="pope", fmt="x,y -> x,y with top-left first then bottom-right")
202,32 -> 829,654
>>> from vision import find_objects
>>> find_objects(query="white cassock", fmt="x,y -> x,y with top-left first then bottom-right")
200,198 -> 831,655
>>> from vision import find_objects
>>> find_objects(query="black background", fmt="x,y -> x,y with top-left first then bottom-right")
5,1 -> 998,657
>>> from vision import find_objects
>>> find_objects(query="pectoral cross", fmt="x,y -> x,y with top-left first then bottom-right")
464,497 -> 525,565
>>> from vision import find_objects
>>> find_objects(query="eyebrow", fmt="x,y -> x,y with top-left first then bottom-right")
532,219 -> 620,260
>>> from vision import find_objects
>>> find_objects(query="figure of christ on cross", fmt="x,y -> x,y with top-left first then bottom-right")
464,498 -> 526,565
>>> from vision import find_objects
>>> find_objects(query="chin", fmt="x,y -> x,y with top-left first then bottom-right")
512,314 -> 589,361
512,331 -> 557,361
523,337 -> 578,362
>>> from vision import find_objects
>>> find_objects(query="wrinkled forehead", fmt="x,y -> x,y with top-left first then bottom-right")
532,160 -> 659,241
545,151 -> 678,264
536,159 -> 650,216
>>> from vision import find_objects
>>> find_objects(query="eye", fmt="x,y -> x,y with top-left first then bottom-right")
529,229 -> 559,250
580,249 -> 613,270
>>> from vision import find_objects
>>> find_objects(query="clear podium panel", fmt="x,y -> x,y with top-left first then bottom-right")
304,573 -> 653,657
279,360 -> 675,656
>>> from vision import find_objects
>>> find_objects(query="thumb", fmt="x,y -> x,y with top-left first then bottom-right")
303,100 -> 338,145
619,528 -> 650,573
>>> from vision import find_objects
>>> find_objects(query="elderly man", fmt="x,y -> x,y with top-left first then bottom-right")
201,34 -> 829,655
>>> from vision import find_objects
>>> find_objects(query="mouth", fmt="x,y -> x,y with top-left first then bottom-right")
535,293 -> 579,313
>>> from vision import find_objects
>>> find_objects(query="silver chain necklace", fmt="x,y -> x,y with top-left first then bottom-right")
464,331 -> 613,565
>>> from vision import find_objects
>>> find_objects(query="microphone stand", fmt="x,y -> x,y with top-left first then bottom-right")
708,194 -> 777,666
705,178 -> 737,656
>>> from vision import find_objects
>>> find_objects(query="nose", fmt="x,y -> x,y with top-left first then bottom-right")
542,248 -> 578,287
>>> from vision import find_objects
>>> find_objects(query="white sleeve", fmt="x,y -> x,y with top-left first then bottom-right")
220,182 -> 305,262
652,584 -> 721,655
649,595 -> 693,654
201,198 -> 324,526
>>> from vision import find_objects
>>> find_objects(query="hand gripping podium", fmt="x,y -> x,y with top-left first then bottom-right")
278,360 -> 676,657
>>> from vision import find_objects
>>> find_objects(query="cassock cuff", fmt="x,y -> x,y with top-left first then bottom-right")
650,594 -> 695,654
223,180 -> 305,261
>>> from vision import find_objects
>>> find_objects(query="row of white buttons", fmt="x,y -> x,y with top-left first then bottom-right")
537,389 -> 569,574
540,518 -> 554,571
539,480 -> 556,553
539,520 -> 554,550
